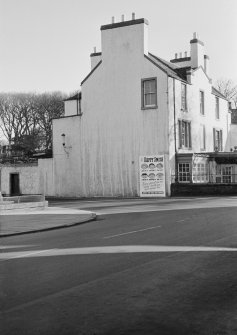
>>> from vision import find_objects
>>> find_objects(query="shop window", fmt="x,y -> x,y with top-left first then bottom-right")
193,163 -> 208,183
178,163 -> 191,182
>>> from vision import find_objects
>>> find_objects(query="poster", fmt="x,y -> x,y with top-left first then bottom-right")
139,155 -> 166,197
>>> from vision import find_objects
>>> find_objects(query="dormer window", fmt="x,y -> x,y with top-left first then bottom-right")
141,78 -> 157,109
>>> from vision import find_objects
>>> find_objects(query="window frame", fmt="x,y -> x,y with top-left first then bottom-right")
213,128 -> 223,151
178,163 -> 191,183
141,77 -> 158,110
215,96 -> 220,120
181,83 -> 187,111
200,90 -> 205,115
192,162 -> 209,183
178,119 -> 192,149
200,124 -> 206,151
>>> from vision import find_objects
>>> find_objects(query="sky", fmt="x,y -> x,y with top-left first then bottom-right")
1,0 -> 237,94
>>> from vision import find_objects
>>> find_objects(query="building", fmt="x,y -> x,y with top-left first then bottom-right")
51,14 -> 235,197
1,15 -> 237,197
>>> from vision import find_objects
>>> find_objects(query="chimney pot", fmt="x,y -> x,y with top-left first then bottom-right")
184,51 -> 187,57
121,14 -> 124,22
175,53 -> 178,59
93,47 -> 96,53
112,16 -> 115,23
179,52 -> 182,58
193,32 -> 198,39
132,12 -> 135,20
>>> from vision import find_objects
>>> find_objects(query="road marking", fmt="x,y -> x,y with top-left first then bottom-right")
0,245 -> 37,250
176,218 -> 188,222
0,249 -> 54,261
2,245 -> 237,260
104,226 -> 161,239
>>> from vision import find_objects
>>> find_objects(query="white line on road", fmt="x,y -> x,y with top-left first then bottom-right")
2,245 -> 237,260
104,226 -> 161,239
0,249 -> 54,261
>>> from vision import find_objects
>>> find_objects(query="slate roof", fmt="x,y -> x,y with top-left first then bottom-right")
147,52 -> 188,82
212,87 -> 228,100
64,92 -> 81,101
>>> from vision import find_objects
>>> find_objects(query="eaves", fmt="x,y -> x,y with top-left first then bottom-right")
81,60 -> 102,85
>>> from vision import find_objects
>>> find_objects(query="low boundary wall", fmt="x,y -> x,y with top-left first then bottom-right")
171,183 -> 237,196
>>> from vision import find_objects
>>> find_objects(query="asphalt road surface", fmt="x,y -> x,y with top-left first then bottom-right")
1,198 -> 237,335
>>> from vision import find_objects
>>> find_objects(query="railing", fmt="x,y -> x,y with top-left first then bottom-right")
171,174 -> 237,184
2,195 -> 45,203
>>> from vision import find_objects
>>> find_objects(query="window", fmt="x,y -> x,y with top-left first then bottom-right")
222,166 -> 232,183
178,163 -> 191,182
181,83 -> 187,111
141,78 -> 157,109
215,97 -> 220,119
213,128 -> 223,151
200,90 -> 205,115
178,120 -> 192,149
200,124 -> 206,150
216,165 -> 232,183
193,163 -> 209,183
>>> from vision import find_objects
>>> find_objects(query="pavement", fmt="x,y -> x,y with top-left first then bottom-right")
0,206 -> 97,237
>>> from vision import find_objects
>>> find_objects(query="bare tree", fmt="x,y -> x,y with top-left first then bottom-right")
0,91 -> 65,154
34,92 -> 65,150
215,78 -> 237,108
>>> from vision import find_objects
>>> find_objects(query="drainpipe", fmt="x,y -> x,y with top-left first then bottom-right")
173,78 -> 178,182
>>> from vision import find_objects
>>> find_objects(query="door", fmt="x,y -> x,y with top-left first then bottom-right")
10,173 -> 20,195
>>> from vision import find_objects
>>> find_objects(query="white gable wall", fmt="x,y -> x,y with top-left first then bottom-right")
80,54 -> 169,196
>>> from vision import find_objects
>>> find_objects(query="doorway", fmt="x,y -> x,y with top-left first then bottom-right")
10,173 -> 20,195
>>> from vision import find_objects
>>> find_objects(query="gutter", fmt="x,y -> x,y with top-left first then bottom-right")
173,78 -> 178,182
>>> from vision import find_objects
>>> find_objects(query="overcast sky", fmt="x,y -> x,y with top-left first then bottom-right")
1,0 -> 237,93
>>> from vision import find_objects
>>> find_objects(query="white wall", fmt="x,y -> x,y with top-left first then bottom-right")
52,21 -> 171,197
1,164 -> 39,195
38,158 -> 54,196
52,115 -> 82,197
64,100 -> 78,117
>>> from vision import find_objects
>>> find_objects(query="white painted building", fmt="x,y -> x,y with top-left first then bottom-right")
51,15 -> 233,197
1,15 -> 236,197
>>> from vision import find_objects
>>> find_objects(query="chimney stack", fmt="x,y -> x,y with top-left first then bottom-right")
132,12 -> 135,20
190,32 -> 204,69
112,16 -> 115,23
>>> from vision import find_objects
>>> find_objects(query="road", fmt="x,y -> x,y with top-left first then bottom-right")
1,197 -> 237,334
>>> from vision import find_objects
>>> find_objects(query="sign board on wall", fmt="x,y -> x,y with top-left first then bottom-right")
139,155 -> 166,197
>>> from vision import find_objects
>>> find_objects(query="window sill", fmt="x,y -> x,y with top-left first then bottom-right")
178,147 -> 192,150
141,105 -> 158,110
